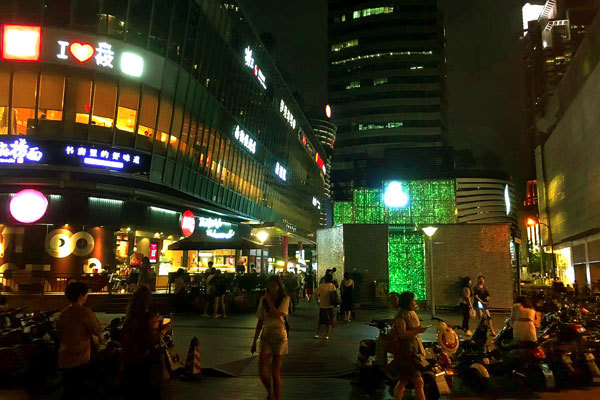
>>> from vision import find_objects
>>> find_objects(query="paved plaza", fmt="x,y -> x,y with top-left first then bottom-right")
2,300 -> 600,399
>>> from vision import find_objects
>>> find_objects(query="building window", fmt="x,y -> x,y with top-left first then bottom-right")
137,88 -> 158,151
353,7 -> 394,19
12,70 -> 38,135
331,39 -> 358,52
0,68 -> 9,135
91,79 -> 117,128
346,81 -> 360,90
358,122 -> 403,131
374,78 -> 388,85
341,14 -> 346,22
116,85 -> 139,133
38,72 -> 65,122
65,76 -> 92,128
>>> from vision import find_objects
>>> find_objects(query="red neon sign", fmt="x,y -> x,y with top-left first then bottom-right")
181,210 -> 195,237
70,42 -> 94,63
2,24 -> 41,61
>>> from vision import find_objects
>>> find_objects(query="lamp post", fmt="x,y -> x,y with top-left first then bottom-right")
256,231 -> 269,273
422,226 -> 438,318
527,218 -> 557,279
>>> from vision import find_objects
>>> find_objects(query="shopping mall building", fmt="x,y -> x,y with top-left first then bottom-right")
0,0 -> 326,289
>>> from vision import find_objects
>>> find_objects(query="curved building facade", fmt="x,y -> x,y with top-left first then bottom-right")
328,0 -> 446,198
310,118 -> 337,198
0,0 -> 326,279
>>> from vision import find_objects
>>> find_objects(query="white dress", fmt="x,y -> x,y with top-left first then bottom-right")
511,304 -> 537,342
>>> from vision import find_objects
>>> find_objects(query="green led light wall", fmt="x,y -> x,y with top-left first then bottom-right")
388,230 -> 426,300
332,180 -> 456,225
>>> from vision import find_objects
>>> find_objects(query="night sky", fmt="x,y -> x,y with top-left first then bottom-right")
243,0 -> 528,190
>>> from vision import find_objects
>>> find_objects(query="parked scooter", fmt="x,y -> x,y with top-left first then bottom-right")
355,318 -> 451,399
491,317 -> 556,393
539,313 -> 600,387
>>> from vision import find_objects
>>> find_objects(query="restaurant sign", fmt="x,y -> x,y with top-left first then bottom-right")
199,217 -> 236,239
0,138 -> 44,164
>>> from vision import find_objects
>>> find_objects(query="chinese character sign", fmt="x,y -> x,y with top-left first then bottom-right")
244,46 -> 267,89
0,138 -> 44,164
279,100 -> 297,129
233,125 -> 257,154
64,144 -> 142,170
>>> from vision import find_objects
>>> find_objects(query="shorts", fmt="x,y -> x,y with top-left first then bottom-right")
318,308 -> 334,325
260,332 -> 288,355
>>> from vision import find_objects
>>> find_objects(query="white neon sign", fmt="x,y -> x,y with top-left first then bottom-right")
65,145 -> 141,170
234,125 -> 257,154
0,138 -> 43,164
244,47 -> 267,89
275,162 -> 287,181
198,217 -> 236,239
279,100 -> 296,129
206,229 -> 235,239
56,40 -> 144,77
312,197 -> 321,210
199,217 -> 227,229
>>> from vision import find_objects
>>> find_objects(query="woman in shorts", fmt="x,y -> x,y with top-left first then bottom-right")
251,276 -> 290,400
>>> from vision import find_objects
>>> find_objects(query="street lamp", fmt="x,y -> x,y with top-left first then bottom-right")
422,226 -> 438,318
527,217 -> 557,279
256,231 -> 269,273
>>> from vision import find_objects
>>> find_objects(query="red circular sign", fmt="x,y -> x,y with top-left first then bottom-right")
180,210 -> 195,237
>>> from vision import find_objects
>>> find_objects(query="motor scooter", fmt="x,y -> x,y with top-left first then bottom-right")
356,318 -> 451,399
491,317 -> 556,393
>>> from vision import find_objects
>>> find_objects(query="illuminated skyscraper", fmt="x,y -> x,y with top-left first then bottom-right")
327,1 -> 447,199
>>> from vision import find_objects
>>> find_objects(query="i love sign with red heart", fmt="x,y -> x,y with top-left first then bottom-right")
69,43 -> 94,63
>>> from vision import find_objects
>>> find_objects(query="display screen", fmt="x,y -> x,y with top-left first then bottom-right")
149,243 -> 158,264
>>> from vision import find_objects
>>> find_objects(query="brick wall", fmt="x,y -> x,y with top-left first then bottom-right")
429,224 -> 513,309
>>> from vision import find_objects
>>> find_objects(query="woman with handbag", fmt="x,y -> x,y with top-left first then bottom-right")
121,286 -> 171,399
387,291 -> 427,400
251,275 -> 290,400
314,274 -> 337,340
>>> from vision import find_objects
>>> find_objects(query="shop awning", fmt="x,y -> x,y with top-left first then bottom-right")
168,236 -> 266,251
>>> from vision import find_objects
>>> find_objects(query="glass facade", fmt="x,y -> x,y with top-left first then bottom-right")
0,0 -> 326,236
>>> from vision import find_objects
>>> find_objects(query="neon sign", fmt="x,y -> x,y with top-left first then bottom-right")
234,125 -> 257,154
206,229 -> 235,239
65,145 -> 141,170
56,39 -> 144,77
275,162 -> 287,181
279,100 -> 296,129
0,138 -> 44,164
244,47 -> 267,89
10,189 -> 48,224
181,210 -> 195,237
2,25 -> 41,61
312,197 -> 321,210
199,217 -> 236,239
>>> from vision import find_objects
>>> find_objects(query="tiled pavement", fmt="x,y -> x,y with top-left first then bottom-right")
4,301 -> 600,398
